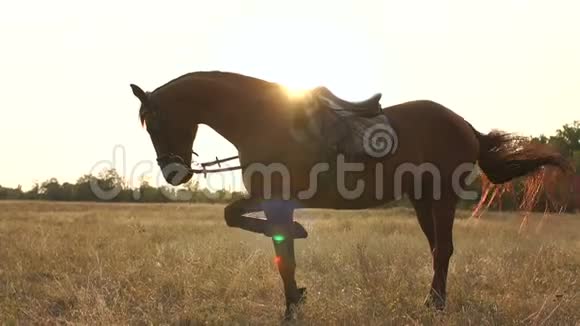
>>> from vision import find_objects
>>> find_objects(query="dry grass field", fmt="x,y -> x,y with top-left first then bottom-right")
0,201 -> 579,325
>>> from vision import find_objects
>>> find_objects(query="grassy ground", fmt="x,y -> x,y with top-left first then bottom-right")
0,201 -> 579,325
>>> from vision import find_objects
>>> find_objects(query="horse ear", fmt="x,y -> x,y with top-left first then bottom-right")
130,84 -> 148,103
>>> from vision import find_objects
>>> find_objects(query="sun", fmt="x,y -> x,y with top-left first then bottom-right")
279,84 -> 312,99
214,17 -> 382,104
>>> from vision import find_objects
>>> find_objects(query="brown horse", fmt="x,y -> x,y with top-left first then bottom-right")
130,71 -> 572,319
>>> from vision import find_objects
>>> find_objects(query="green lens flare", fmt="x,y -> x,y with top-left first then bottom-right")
272,234 -> 285,243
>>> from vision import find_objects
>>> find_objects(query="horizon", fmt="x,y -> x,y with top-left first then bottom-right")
1,0 -> 579,191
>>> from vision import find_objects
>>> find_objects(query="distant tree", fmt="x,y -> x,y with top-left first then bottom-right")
61,182 -> 75,201
74,174 -> 99,201
531,134 -> 550,145
97,169 -> 126,194
532,121 -> 579,172
573,150 -> 580,173
138,178 -> 167,202
0,184 -> 23,200
555,121 -> 580,154
40,178 -> 64,200
24,182 -> 41,200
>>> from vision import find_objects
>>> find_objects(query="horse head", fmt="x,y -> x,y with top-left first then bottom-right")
131,84 -> 197,186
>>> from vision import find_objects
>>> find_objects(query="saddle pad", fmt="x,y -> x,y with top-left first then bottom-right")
291,90 -> 398,160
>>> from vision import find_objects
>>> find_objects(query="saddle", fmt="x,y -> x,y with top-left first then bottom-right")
291,86 -> 396,160
314,87 -> 382,116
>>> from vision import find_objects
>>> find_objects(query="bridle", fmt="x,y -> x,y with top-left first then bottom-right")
192,154 -> 244,176
142,106 -> 244,177
156,151 -> 243,177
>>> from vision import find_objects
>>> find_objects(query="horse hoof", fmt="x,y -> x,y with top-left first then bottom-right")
287,287 -> 307,305
424,291 -> 446,311
283,304 -> 298,321
283,288 -> 307,321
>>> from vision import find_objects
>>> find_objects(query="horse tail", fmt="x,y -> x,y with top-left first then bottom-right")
469,124 -> 574,184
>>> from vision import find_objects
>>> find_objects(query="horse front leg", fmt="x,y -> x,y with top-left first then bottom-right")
263,200 -> 307,320
224,197 -> 267,234
224,197 -> 309,238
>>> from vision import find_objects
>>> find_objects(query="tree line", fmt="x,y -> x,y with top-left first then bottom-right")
531,121 -> 580,172
0,169 -> 245,204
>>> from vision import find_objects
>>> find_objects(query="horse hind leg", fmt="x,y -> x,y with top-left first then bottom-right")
410,197 -> 441,307
410,197 -> 435,252
426,194 -> 457,310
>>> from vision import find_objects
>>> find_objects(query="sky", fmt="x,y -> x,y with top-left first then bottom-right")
1,0 -> 579,191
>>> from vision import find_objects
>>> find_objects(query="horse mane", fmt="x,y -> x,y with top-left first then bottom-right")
151,71 -> 282,95
140,71 -> 293,126
138,71 -> 281,125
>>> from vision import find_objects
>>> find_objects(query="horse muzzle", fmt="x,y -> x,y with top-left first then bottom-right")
158,155 -> 193,186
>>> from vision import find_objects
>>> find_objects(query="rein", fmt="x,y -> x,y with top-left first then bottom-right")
190,155 -> 243,177
156,151 -> 243,177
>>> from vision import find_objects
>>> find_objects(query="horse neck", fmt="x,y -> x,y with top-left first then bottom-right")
199,84 -> 263,149
164,76 -> 273,149
199,103 -> 250,150
201,92 -> 293,154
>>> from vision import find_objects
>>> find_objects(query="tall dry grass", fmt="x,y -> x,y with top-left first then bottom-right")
0,201 -> 578,325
